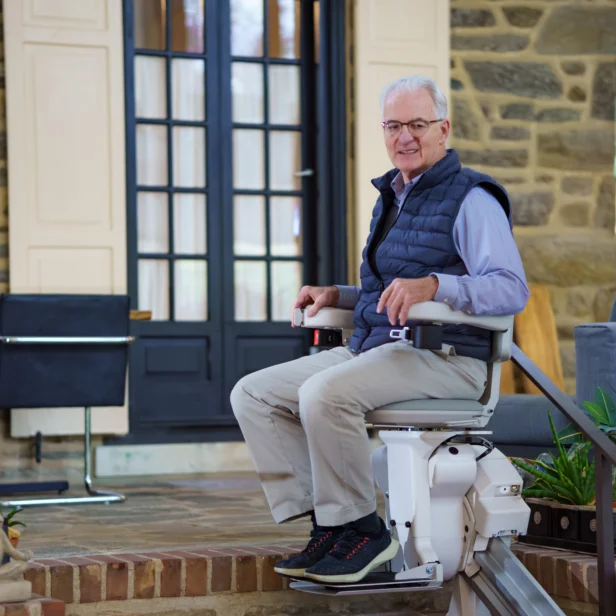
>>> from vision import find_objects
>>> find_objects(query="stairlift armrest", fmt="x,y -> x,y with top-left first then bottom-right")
404,302 -> 513,363
405,302 -> 512,333
292,307 -> 355,330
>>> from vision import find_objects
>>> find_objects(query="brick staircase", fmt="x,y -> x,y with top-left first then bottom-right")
17,543 -> 450,615
0,541 -> 602,615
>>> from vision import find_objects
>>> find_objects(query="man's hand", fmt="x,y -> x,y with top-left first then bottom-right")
291,286 -> 340,326
376,277 -> 439,326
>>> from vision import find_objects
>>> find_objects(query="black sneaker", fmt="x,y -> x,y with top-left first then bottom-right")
304,518 -> 399,584
274,517 -> 343,578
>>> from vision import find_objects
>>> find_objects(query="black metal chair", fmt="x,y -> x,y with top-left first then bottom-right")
0,294 -> 134,507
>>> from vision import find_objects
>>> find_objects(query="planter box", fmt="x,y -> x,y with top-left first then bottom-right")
518,498 -> 616,554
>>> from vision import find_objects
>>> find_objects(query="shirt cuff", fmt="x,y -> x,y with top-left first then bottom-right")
431,273 -> 459,307
334,285 -> 361,310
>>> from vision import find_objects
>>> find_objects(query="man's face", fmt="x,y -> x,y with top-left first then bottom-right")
382,89 -> 450,182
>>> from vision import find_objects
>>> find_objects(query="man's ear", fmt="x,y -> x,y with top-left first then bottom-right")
439,119 -> 451,145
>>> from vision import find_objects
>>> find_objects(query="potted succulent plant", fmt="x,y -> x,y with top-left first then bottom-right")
511,387 -> 616,554
1,506 -> 27,548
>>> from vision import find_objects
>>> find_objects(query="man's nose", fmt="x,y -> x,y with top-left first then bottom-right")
398,127 -> 416,143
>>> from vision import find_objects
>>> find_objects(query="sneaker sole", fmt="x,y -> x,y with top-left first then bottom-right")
274,566 -> 307,578
304,538 -> 400,584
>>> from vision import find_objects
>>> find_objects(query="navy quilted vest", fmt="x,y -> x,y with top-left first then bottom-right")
349,149 -> 512,362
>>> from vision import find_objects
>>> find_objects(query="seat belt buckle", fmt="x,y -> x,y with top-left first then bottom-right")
390,325 -> 443,350
390,327 -> 413,342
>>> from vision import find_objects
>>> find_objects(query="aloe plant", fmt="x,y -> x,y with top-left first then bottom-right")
557,386 -> 616,446
512,411 -> 596,506
0,507 -> 26,529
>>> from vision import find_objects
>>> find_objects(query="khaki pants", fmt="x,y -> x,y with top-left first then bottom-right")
230,342 -> 487,527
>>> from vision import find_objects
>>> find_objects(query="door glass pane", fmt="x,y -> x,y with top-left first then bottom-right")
175,260 -> 208,320
171,0 -> 204,53
230,0 -> 264,56
174,194 -> 207,254
270,197 -> 301,256
137,125 -> 168,186
138,192 -> 169,253
173,59 -> 205,121
234,196 -> 266,255
235,261 -> 266,320
271,261 -> 301,321
232,63 -> 264,123
268,0 -> 300,59
269,65 -> 299,125
135,56 -> 167,119
134,0 -> 166,50
139,259 -> 169,320
173,126 -> 206,187
233,130 -> 264,189
269,131 -> 301,190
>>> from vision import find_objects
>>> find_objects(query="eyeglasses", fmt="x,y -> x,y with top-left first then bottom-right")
381,119 -> 444,138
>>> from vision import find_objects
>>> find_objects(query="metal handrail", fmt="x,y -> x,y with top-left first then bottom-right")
511,343 -> 616,615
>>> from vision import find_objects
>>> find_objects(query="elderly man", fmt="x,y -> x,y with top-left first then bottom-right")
231,76 -> 529,584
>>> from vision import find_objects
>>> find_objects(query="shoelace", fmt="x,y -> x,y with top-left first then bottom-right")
328,528 -> 371,560
305,528 -> 334,554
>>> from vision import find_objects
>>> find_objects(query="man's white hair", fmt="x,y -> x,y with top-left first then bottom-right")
380,76 -> 448,119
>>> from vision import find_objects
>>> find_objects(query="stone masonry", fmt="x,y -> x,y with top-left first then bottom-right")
450,0 -> 616,395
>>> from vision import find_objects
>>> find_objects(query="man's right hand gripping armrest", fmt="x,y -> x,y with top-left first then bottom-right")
291,285 -> 361,327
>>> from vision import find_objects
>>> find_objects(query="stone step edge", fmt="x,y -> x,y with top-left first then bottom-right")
21,542 -> 601,606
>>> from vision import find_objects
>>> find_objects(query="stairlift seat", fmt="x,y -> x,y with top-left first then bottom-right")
366,399 -> 484,428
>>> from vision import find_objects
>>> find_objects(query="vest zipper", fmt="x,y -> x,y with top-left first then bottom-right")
372,179 -> 419,293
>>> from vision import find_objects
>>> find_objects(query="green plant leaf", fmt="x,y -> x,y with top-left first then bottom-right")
8,521 -> 26,528
557,423 -> 585,444
596,387 -> 616,426
582,401 -> 610,425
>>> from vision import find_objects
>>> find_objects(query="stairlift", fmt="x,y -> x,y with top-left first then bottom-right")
290,302 -> 565,616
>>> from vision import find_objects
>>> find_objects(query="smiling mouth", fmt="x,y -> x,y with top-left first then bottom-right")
398,149 -> 419,155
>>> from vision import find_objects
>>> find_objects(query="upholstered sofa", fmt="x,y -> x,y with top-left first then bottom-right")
489,298 -> 616,458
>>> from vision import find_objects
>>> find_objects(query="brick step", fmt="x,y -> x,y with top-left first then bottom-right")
512,542 -> 601,605
14,542 -> 601,614
21,544 -> 451,615
0,596 -> 65,616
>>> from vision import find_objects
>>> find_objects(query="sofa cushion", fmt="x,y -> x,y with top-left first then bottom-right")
489,394 -> 572,446
574,322 -> 616,409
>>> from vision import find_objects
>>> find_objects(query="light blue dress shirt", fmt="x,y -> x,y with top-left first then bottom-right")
336,171 -> 530,316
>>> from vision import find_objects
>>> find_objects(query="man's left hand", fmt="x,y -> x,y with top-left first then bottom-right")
376,276 -> 439,326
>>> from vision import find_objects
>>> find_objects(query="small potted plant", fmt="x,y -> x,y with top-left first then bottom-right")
511,387 -> 616,553
1,507 -> 27,548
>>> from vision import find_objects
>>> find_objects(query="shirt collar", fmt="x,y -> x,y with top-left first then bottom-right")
391,171 -> 424,202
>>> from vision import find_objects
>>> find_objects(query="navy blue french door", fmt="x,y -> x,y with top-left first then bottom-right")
118,0 -> 347,444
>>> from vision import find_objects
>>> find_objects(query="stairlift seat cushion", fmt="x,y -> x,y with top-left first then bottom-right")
366,399 -> 484,426
373,399 -> 483,412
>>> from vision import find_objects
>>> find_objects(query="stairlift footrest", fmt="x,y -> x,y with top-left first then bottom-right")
289,571 -> 443,596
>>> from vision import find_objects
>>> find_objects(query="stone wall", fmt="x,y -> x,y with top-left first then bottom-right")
450,0 -> 616,394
